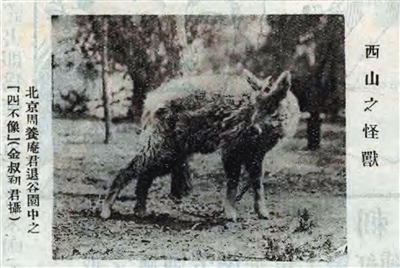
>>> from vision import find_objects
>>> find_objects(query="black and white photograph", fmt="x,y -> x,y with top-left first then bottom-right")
3,1 -> 400,267
51,15 -> 347,261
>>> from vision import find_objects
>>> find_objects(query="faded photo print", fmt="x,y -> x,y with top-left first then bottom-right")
52,15 -> 346,261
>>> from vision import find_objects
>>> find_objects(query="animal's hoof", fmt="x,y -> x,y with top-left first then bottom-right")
169,185 -> 192,200
134,206 -> 146,217
100,205 -> 111,219
224,205 -> 237,222
225,212 -> 237,222
181,187 -> 192,197
256,208 -> 269,220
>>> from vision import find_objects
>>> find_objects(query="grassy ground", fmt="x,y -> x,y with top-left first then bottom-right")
52,118 -> 346,262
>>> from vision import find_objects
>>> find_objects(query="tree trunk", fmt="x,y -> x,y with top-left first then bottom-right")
129,71 -> 147,124
307,112 -> 321,150
126,26 -> 150,124
175,15 -> 187,48
174,15 -> 186,76
102,17 -> 112,143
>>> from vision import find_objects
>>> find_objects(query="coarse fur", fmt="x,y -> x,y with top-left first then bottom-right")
101,70 -> 300,221
141,74 -> 259,127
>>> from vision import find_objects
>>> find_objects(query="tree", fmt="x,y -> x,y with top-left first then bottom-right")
76,15 -> 183,123
101,16 -> 112,143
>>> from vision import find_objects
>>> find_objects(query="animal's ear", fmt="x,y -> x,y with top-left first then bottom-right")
243,69 -> 262,91
271,71 -> 291,93
254,71 -> 292,111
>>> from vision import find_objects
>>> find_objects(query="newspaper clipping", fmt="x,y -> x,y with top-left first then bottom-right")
1,1 -> 399,267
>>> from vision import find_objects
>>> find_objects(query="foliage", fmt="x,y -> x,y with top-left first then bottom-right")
75,15 -> 183,120
54,15 -> 345,119
182,15 -> 270,75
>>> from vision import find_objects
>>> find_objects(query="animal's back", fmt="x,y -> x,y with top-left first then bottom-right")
142,74 -> 256,126
143,72 -> 301,150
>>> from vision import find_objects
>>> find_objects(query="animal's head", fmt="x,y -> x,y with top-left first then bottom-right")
254,71 -> 291,111
243,70 -> 292,135
242,69 -> 273,93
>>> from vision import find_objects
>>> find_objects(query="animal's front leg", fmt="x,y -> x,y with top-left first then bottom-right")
134,174 -> 156,217
223,158 -> 241,221
245,160 -> 269,219
170,158 -> 192,201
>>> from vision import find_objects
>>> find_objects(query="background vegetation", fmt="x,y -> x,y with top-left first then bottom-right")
52,15 -> 345,122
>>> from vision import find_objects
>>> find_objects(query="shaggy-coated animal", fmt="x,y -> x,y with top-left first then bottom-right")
101,70 -> 300,221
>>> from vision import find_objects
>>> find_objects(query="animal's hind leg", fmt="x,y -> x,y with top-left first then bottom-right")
134,174 -> 157,217
245,159 -> 269,219
223,157 -> 241,221
101,168 -> 134,219
170,159 -> 192,201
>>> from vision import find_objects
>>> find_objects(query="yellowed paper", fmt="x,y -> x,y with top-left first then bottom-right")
1,1 -> 399,267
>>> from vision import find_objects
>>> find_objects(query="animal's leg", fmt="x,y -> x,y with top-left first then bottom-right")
134,174 -> 156,217
223,157 -> 242,221
101,169 -> 134,219
245,159 -> 269,219
170,158 -> 192,200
